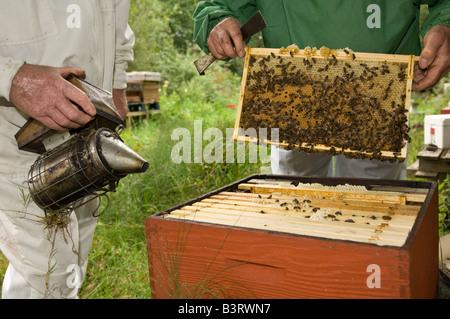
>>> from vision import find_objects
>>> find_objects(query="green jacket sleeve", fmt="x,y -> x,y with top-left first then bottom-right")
193,0 -> 257,54
421,0 -> 450,37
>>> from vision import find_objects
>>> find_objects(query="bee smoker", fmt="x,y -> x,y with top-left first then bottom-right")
27,126 -> 148,212
16,75 -> 149,213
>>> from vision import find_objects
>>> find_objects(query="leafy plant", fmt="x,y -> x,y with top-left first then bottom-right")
439,175 -> 450,237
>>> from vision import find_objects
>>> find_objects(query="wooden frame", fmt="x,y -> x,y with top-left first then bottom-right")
233,47 -> 417,161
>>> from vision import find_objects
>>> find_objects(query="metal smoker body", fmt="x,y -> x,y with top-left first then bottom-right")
28,127 -> 148,212
17,75 -> 149,213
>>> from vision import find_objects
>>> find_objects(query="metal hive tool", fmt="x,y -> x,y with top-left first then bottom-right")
233,46 -> 417,162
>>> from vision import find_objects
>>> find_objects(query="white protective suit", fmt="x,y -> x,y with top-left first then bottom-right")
271,146 -> 407,179
0,0 -> 134,298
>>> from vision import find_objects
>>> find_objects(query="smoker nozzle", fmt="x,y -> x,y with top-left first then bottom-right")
97,130 -> 149,174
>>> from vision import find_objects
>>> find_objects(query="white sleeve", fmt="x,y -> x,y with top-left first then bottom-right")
0,56 -> 25,100
113,0 -> 135,90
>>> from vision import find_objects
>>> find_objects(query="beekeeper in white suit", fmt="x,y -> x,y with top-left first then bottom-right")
0,0 -> 134,298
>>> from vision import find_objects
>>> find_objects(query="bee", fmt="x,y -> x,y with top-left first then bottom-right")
380,66 -> 390,75
398,70 -> 406,80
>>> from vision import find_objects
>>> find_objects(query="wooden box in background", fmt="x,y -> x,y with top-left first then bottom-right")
126,71 -> 162,104
145,174 -> 438,299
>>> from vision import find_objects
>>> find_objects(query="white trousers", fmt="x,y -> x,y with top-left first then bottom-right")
0,190 -> 98,299
0,111 -> 98,298
271,146 -> 406,179
0,105 -> 99,299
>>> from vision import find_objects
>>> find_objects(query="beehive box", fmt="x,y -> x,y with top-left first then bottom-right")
234,47 -> 417,162
126,71 -> 162,103
424,114 -> 450,149
145,174 -> 438,299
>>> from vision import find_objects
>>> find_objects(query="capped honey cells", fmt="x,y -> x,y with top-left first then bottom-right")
234,46 -> 416,162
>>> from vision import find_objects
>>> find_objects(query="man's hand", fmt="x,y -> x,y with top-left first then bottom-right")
413,25 -> 450,91
207,17 -> 245,59
112,89 -> 128,119
9,63 -> 96,131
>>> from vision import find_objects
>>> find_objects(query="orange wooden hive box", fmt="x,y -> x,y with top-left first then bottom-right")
145,174 -> 438,299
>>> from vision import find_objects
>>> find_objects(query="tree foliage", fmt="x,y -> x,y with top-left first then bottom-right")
127,0 -> 204,92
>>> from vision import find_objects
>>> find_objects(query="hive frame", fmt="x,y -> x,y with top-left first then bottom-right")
234,47 -> 417,161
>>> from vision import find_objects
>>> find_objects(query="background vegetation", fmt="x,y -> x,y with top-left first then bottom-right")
0,0 -> 449,298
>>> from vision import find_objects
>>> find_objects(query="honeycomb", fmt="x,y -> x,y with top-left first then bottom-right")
235,46 -> 416,161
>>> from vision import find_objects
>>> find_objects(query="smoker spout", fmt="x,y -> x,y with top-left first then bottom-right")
98,130 -> 149,174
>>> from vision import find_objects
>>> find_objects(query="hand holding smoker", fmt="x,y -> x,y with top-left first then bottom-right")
15,75 -> 149,214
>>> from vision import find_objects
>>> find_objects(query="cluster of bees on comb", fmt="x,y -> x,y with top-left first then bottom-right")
255,193 -> 393,227
240,46 -> 411,162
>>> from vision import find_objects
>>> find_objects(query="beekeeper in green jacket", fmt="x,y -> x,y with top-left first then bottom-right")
193,0 -> 450,179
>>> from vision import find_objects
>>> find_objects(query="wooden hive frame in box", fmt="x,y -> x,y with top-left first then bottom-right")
145,174 -> 438,299
233,47 -> 417,162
